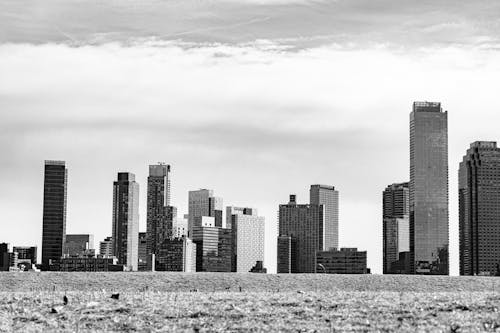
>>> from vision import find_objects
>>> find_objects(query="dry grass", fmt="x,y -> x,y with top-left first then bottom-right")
1,273 -> 499,332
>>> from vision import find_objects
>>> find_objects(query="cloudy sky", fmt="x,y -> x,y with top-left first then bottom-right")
1,0 -> 500,274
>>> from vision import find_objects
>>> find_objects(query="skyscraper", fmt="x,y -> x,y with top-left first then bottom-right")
459,141 -> 500,276
147,163 -> 174,264
188,189 -> 223,236
277,194 -> 324,273
192,225 -> 232,272
409,102 -> 449,275
112,172 -> 139,271
41,160 -> 67,270
310,185 -> 339,250
383,182 -> 410,274
227,207 -> 265,273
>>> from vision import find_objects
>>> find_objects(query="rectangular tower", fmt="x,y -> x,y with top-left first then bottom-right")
310,185 -> 339,250
188,189 -> 223,236
112,172 -> 139,271
459,141 -> 500,276
382,182 -> 410,274
409,102 -> 449,275
41,160 -> 67,270
64,234 -> 95,257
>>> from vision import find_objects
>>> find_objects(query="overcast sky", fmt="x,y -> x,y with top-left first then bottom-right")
1,0 -> 500,274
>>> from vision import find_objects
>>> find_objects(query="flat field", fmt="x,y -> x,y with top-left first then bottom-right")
1,273 -> 499,332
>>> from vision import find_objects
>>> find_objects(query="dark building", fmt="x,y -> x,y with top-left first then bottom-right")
155,237 -> 196,272
410,102 -> 449,275
192,226 -> 232,272
316,248 -> 368,274
277,194 -> 323,273
383,182 -> 410,274
41,160 -> 67,270
112,172 -> 139,271
13,246 -> 37,265
138,232 -> 148,271
277,236 -> 297,273
0,243 -> 9,271
49,256 -> 123,272
64,234 -> 94,257
459,141 -> 500,276
147,164 -> 175,268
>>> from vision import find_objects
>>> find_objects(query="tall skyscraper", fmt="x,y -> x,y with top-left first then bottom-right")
41,160 -> 67,270
188,189 -> 223,236
310,185 -> 339,250
459,141 -> 500,276
409,102 -> 449,275
383,182 -> 410,274
112,172 -> 139,271
64,234 -> 95,257
277,194 -> 324,273
147,163 -> 174,263
227,206 -> 265,273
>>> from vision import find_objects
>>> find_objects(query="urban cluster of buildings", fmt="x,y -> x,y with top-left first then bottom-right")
3,101 -> 500,276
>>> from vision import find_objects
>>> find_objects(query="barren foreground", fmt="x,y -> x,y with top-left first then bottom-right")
1,273 -> 499,332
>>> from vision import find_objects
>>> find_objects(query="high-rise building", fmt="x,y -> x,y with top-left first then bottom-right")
138,232 -> 148,271
310,185 -> 339,250
147,163 -> 174,264
0,243 -> 9,271
459,141 -> 500,276
99,237 -> 113,257
192,226 -> 232,272
316,248 -> 368,274
410,102 -> 449,275
112,172 -> 139,271
277,236 -> 297,274
227,207 -> 265,273
41,160 -> 67,270
277,194 -> 324,273
383,182 -> 410,274
64,234 -> 94,257
188,189 -> 223,236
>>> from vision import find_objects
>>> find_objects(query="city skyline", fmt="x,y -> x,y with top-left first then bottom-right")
3,1 -> 500,275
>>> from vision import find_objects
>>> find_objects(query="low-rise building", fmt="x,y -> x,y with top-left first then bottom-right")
316,248 -> 368,274
49,256 -> 123,272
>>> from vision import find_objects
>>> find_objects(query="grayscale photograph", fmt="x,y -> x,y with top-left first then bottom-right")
1,0 -> 500,331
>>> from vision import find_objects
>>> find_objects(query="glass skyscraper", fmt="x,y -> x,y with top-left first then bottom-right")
41,160 -> 67,270
409,102 -> 449,275
188,189 -> 223,236
112,172 -> 139,271
459,141 -> 500,276
310,185 -> 339,250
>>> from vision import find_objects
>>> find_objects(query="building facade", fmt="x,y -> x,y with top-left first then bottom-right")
410,102 -> 449,275
310,185 -> 339,251
192,226 -> 232,272
459,141 -> 500,276
64,234 -> 94,257
172,216 -> 188,238
383,182 -> 410,274
138,232 -> 148,271
228,207 -> 265,273
112,172 -> 139,271
147,164 -> 175,265
316,248 -> 368,274
0,243 -> 9,271
12,246 -> 37,265
188,189 -> 223,236
49,256 -> 122,272
277,194 -> 324,273
41,160 -> 67,270
99,237 -> 113,257
155,237 -> 196,272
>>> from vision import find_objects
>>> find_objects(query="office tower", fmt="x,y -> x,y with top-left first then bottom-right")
64,234 -> 95,257
188,189 -> 223,236
316,248 -> 368,274
192,226 -> 232,272
138,232 -> 148,271
0,243 -> 9,271
459,141 -> 500,276
41,160 -> 67,270
155,237 -> 196,272
112,172 -> 139,271
277,194 -> 324,273
383,182 -> 410,274
13,246 -> 37,265
277,236 -> 297,273
147,163 -> 174,261
172,216 -> 188,238
310,185 -> 339,250
99,237 -> 113,257
227,207 -> 265,272
410,102 -> 449,275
